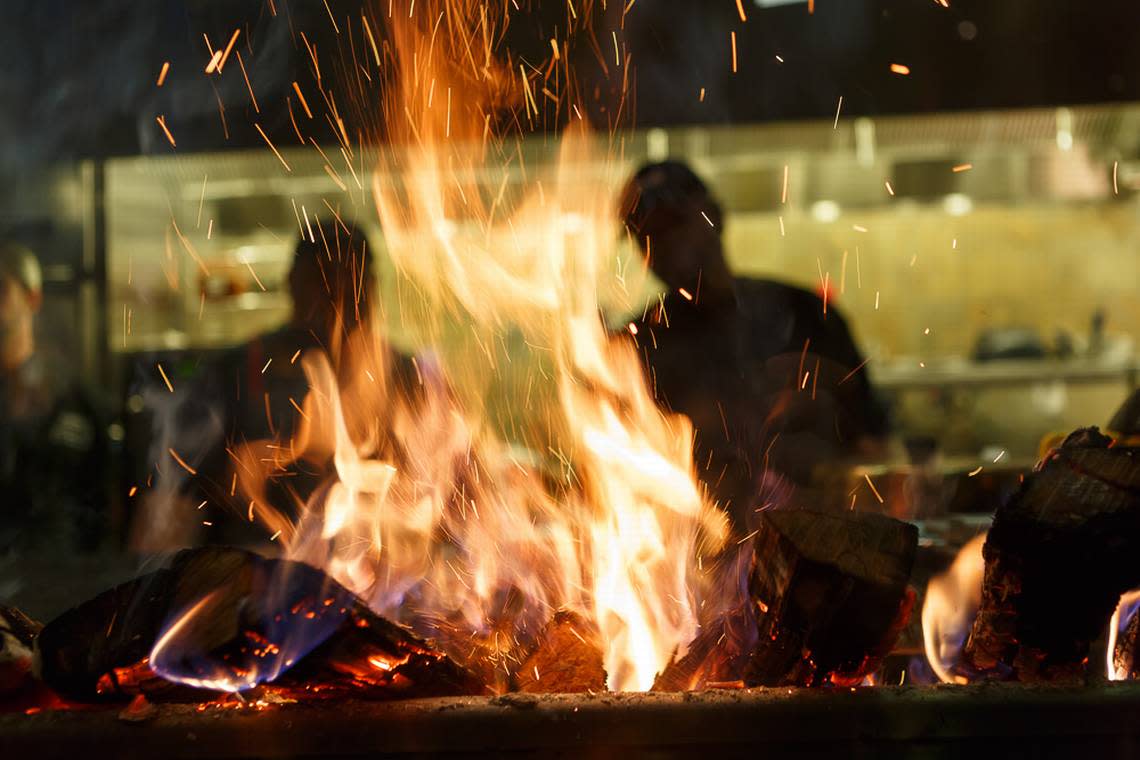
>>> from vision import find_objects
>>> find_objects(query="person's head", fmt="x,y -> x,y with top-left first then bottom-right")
0,243 -> 42,372
618,161 -> 732,296
288,220 -> 375,339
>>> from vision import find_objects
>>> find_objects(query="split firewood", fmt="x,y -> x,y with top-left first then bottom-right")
514,610 -> 605,693
963,428 -> 1140,681
743,509 -> 918,687
1,606 -> 41,697
36,547 -> 484,701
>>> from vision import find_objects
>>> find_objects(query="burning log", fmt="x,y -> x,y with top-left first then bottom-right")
743,509 -> 918,687
514,611 -> 605,694
1112,604 -> 1140,681
964,428 -> 1140,681
35,547 -> 484,701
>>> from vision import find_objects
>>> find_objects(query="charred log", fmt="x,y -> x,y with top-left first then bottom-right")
514,611 -> 605,694
1113,607 -> 1140,681
743,509 -> 917,687
36,547 -> 484,702
964,428 -> 1140,681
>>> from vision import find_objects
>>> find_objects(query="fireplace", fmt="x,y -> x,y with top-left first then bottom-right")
5,0 -> 1140,757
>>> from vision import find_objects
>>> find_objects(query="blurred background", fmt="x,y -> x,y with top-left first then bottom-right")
4,0 -> 1140,615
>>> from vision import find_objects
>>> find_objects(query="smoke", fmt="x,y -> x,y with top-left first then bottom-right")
129,368 -> 224,553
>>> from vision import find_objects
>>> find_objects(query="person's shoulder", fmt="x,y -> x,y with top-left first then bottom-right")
737,277 -> 853,324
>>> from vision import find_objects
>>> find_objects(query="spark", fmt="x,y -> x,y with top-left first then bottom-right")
730,31 -> 737,73
290,349 -> 302,364
157,363 -> 175,393
245,261 -> 267,291
205,50 -> 223,74
952,163 -> 973,173
155,115 -> 176,148
628,323 -> 639,336
362,16 -> 381,66
884,180 -> 894,195
261,358 -> 273,374
678,287 -> 694,301
781,165 -> 788,204
156,61 -> 170,87
1114,161 -> 1119,195
735,0 -> 748,22
289,397 -> 311,420
293,82 -> 314,118
853,224 -> 867,232
255,124 -> 291,171
875,290 -> 880,309
169,448 -> 198,476
196,174 -> 208,228
833,95 -> 843,128
775,54 -> 784,63
890,63 -> 910,76
218,28 -> 241,72
270,530 -> 282,541
550,39 -> 561,60
237,51 -> 261,113
864,474 -> 884,503
968,466 -> 983,477
322,0 -> 340,33
992,450 -> 1006,463
700,211 -> 715,227
699,87 -> 706,102
207,219 -> 214,239
612,30 -> 621,67
838,357 -> 870,385
778,215 -> 785,236
128,486 -> 138,497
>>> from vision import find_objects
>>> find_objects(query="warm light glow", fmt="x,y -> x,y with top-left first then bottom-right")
1107,589 -> 1140,681
180,0 -> 732,695
922,533 -> 986,683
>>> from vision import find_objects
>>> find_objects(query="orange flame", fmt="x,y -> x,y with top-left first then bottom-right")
1106,589 -> 1140,681
922,533 -> 985,684
197,0 -> 730,693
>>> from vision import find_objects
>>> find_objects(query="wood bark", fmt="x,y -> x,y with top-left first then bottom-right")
963,428 -> 1140,681
743,508 -> 917,687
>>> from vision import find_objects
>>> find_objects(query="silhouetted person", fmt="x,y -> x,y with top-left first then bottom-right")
0,243 -> 110,553
170,220 -> 417,546
618,161 -> 887,522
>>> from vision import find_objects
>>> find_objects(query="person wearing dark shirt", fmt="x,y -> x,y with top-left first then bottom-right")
0,243 -> 110,553
184,221 -> 416,546
617,161 -> 888,525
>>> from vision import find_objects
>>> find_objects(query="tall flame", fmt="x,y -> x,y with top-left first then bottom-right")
159,0 -> 730,693
922,533 -> 986,684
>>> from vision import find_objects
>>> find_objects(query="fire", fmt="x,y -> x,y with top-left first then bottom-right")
155,0 -> 727,694
1106,589 -> 1140,681
922,533 -> 986,683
